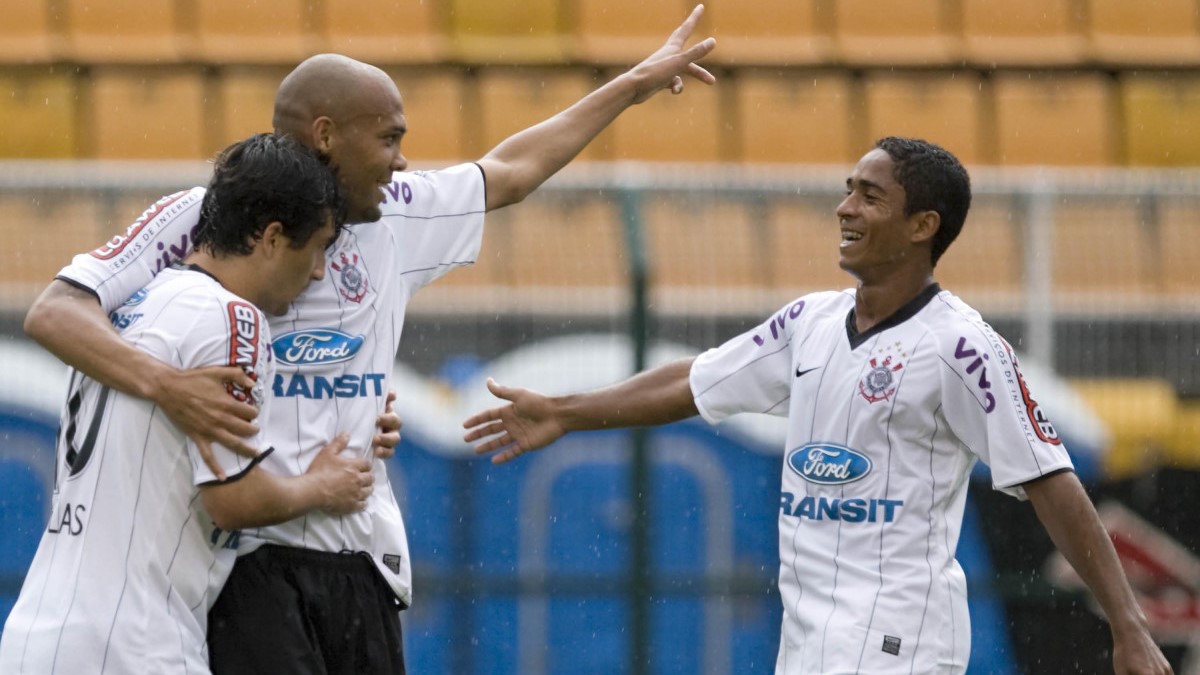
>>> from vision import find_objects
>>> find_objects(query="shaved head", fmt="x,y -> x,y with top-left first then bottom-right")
274,54 -> 402,139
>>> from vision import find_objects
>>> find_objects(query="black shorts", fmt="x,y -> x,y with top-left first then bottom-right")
207,545 -> 405,675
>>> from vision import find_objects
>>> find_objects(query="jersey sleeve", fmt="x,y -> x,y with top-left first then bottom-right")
384,163 -> 487,290
690,298 -> 807,424
938,320 -> 1073,499
56,188 -> 205,312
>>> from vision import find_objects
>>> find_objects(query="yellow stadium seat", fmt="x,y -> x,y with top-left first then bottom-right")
0,194 -> 102,293
706,0 -> 834,66
1156,199 -> 1200,295
192,0 -> 314,64
935,199 -> 1023,309
736,70 -> 856,165
767,199 -> 851,293
64,0 -> 182,63
992,73 -> 1117,166
1051,200 -> 1154,302
832,0 -> 961,66
383,67 -> 469,165
0,70 -> 78,158
448,0 -> 566,63
862,72 -> 987,166
1088,0 -> 1200,66
960,0 -> 1087,66
1120,73 -> 1200,167
1070,377 -> 1178,479
476,68 -> 603,161
319,0 -> 447,63
0,0 -> 60,63
213,67 -> 286,150
605,69 -> 722,162
88,67 -> 210,159
572,0 -> 687,65
1164,401 -> 1200,469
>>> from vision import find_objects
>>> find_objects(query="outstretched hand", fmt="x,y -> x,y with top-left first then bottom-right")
463,379 -> 565,465
157,365 -> 260,480
627,4 -> 717,104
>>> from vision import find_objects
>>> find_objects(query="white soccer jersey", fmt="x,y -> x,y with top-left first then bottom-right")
0,267 -> 273,675
690,284 -> 1072,675
55,163 -> 487,605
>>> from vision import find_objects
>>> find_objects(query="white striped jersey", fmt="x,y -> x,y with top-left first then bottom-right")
690,284 -> 1072,675
54,163 -> 487,606
0,267 -> 273,675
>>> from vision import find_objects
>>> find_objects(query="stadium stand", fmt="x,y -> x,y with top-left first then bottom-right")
1165,401 -> 1200,469
213,67 -> 286,151
1087,0 -> 1200,67
1070,377 -> 1179,478
936,198 -> 1024,307
1051,200 -> 1154,301
861,72 -> 987,166
1157,199 -> 1200,296
831,0 -> 960,66
382,67 -> 469,164
992,72 -> 1117,166
959,0 -> 1087,67
705,0 -> 834,66
87,67 -> 210,159
0,70 -> 78,158
508,199 -> 625,289
1119,73 -> 1200,167
0,0 -> 60,63
644,198 -> 766,295
572,0 -> 688,64
735,70 -> 856,165
0,194 -> 101,292
448,0 -> 566,64
606,70 -> 723,162
192,0 -> 313,64
319,0 -> 448,64
766,199 -> 851,292
476,68 -> 604,161
63,0 -> 182,64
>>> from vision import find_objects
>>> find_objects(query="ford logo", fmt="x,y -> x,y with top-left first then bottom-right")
123,288 -> 149,307
272,329 -> 364,366
787,443 -> 872,485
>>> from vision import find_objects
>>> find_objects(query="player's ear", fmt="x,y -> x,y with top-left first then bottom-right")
911,210 -> 940,245
311,116 -> 336,154
260,221 -> 286,257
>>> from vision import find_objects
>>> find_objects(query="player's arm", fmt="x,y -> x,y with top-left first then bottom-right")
464,357 -> 699,464
1024,472 -> 1172,675
25,280 -> 260,471
201,434 -> 373,531
475,4 -> 715,211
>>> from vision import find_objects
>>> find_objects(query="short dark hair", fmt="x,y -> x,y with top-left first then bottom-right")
193,133 -> 344,257
874,137 -> 972,267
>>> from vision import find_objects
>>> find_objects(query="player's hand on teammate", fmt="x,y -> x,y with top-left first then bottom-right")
372,389 -> 403,460
625,4 -> 716,104
156,365 -> 260,481
306,433 -> 373,515
463,378 -> 565,465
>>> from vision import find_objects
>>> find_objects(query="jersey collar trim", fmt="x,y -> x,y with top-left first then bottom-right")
845,283 -> 942,350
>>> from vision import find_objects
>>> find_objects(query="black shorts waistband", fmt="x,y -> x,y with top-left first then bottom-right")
248,543 -> 372,570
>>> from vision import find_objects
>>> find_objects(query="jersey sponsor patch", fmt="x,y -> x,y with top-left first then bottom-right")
90,190 -> 193,261
786,442 -> 872,485
226,300 -> 263,407
859,340 -> 907,404
751,300 -> 806,347
272,329 -> 364,366
330,251 -> 369,303
999,338 -> 1061,445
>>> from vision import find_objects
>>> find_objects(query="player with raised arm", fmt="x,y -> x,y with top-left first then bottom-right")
21,6 -> 717,673
464,138 -> 1173,675
0,134 -> 375,675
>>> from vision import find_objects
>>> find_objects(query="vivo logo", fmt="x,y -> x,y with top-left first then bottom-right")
272,329 -> 364,366
787,443 -> 872,485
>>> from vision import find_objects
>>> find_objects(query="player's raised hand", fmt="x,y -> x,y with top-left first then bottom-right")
306,433 -> 373,515
372,389 -> 403,460
156,365 -> 260,480
626,4 -> 716,104
463,378 -> 565,465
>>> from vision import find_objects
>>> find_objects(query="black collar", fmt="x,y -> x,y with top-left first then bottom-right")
845,283 -> 941,350
181,262 -> 220,283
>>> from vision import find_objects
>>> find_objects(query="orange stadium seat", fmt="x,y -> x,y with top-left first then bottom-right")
736,70 -> 856,165
605,69 -> 722,162
832,0 -> 960,66
0,70 -> 78,158
476,68 -> 603,161
448,0 -> 566,63
192,0 -> 313,64
992,73 -> 1117,166
1119,73 -> 1200,167
319,0 -> 448,63
0,0 -> 60,63
573,0 -> 690,64
1051,200 -> 1154,303
213,67 -> 288,150
1087,0 -> 1200,66
64,0 -> 182,63
1156,198 -> 1200,295
383,67 -> 469,165
959,0 -> 1087,66
508,198 -> 625,289
87,67 -> 210,159
935,198 -> 1023,308
767,199 -> 850,293
862,72 -> 987,165
705,0 -> 834,66
0,194 -> 102,294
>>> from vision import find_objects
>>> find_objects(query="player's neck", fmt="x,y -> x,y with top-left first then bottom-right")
182,251 -> 263,308
853,269 -> 936,333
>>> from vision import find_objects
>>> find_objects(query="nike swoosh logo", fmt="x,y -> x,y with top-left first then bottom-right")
795,367 -> 820,378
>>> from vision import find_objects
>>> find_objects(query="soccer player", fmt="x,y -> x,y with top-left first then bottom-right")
463,138 -> 1173,675
21,6 -> 717,673
0,134 -> 375,675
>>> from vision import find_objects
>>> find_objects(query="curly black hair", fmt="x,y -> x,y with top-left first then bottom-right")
193,133 -> 344,257
874,137 -> 972,267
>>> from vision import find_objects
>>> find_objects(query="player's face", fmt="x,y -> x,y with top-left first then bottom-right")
327,90 -> 408,224
835,149 -> 921,282
263,216 -> 337,315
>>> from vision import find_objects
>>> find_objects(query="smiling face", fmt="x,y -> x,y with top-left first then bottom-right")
323,80 -> 408,224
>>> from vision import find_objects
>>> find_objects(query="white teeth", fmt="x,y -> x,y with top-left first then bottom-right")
842,230 -> 863,241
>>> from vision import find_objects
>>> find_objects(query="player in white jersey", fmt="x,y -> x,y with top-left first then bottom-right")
0,134 -> 375,675
464,138 -> 1172,674
22,7 -> 718,673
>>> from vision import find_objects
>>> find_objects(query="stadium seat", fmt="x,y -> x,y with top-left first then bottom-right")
1070,377 -> 1178,478
572,0 -> 690,64
0,70 -> 78,158
383,67 -> 469,164
1156,198 -> 1200,295
64,0 -> 182,63
862,72 -> 987,166
735,70 -> 856,165
831,0 -> 961,66
1164,401 -> 1200,469
1051,200 -> 1154,303
508,198 -> 625,291
213,67 -> 287,151
992,73 -> 1117,166
87,67 -> 210,159
192,0 -> 314,64
1087,0 -> 1200,66
606,70 -> 722,162
959,0 -> 1087,66
319,0 -> 448,63
0,194 -> 102,295
448,0 -> 566,63
705,0 -> 834,66
0,0 -> 60,63
1119,73 -> 1200,167
935,198 -> 1023,309
476,68 -> 604,161
767,199 -> 851,293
